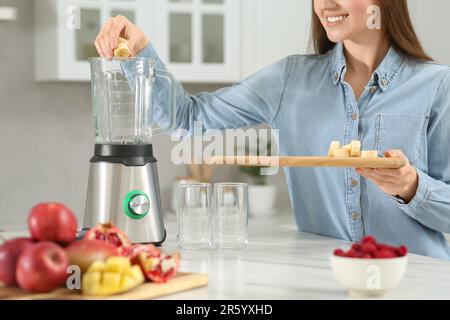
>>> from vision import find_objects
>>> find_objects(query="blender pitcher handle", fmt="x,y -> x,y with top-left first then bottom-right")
152,69 -> 177,135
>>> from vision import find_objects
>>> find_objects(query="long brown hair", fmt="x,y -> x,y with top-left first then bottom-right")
310,0 -> 432,61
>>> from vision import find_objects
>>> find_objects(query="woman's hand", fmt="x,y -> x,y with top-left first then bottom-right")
95,15 -> 149,58
356,150 -> 419,203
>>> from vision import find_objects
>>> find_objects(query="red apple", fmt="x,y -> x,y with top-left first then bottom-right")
28,202 -> 78,244
65,240 -> 118,272
0,238 -> 34,286
16,242 -> 69,293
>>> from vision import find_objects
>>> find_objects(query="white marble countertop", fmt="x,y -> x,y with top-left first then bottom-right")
3,212 -> 450,300
158,212 -> 450,300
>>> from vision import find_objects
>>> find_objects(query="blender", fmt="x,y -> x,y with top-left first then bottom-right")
83,57 -> 176,245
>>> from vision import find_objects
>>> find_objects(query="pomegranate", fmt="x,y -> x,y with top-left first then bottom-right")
28,202 -> 78,245
16,242 -> 69,293
119,243 -> 178,283
65,240 -> 118,272
137,252 -> 180,283
83,223 -> 131,248
119,244 -> 160,260
0,238 -> 34,286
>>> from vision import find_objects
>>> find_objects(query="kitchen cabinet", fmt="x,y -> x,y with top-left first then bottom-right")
35,0 -> 152,81
151,0 -> 241,82
34,0 -> 310,82
0,6 -> 17,21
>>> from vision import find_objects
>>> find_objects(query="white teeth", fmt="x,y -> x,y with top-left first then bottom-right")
326,15 -> 346,23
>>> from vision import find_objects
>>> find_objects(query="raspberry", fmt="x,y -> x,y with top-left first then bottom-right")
361,243 -> 377,254
385,245 -> 399,253
361,253 -> 373,259
374,250 -> 397,259
398,245 -> 408,257
334,249 -> 345,257
351,243 -> 362,252
362,236 -> 376,244
377,244 -> 396,252
345,250 -> 359,258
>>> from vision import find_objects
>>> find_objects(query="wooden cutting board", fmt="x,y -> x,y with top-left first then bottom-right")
0,272 -> 208,300
209,156 -> 406,169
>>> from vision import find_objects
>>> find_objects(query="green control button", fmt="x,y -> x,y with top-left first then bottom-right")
123,190 -> 150,220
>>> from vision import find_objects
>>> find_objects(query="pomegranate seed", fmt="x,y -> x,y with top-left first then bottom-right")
107,233 -> 123,247
334,249 -> 345,257
94,230 -> 105,240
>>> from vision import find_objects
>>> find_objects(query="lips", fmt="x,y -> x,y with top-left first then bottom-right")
325,13 -> 349,24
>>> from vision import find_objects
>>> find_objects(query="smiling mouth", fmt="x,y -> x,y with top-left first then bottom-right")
326,14 -> 349,23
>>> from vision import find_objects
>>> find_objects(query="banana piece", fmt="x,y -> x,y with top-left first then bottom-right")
330,148 -> 351,158
114,37 -> 130,57
328,140 -> 375,158
342,144 -> 352,151
118,37 -> 128,45
328,141 -> 341,157
360,150 -> 378,158
350,140 -> 361,157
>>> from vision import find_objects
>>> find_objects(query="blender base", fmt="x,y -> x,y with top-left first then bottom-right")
83,144 -> 166,245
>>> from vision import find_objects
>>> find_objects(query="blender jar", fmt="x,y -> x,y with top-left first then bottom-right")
89,57 -> 175,145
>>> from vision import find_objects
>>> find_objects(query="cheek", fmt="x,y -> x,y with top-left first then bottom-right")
313,0 -> 322,19
343,0 -> 375,29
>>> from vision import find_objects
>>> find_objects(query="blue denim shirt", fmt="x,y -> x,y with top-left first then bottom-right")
138,42 -> 450,260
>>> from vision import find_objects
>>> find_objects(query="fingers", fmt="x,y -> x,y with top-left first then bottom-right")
94,37 -> 105,57
110,16 -> 129,50
360,173 -> 386,187
95,16 -> 129,57
127,36 -> 137,55
101,18 -> 114,57
385,149 -> 408,162
356,168 -> 399,184
356,149 -> 418,200
372,166 -> 410,178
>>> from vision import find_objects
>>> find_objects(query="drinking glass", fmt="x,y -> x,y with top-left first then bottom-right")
212,183 -> 248,249
177,183 -> 212,250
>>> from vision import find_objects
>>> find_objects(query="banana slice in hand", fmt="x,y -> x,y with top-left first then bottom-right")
114,37 -> 130,58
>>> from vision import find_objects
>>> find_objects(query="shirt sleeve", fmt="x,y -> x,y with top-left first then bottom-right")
136,43 -> 293,134
391,69 -> 450,233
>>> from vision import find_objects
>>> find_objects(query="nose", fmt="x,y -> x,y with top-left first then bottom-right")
315,0 -> 340,13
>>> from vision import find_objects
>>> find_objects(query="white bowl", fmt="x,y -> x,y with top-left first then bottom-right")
330,254 -> 408,298
248,185 -> 277,217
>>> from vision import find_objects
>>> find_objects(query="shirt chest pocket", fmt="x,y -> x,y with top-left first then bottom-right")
375,114 -> 429,165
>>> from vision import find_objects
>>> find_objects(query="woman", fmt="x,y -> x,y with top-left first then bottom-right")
95,0 -> 450,260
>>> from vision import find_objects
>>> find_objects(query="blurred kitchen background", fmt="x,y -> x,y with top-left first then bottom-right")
1,0 -> 449,229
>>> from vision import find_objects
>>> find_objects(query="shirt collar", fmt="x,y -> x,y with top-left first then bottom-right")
329,42 -> 405,91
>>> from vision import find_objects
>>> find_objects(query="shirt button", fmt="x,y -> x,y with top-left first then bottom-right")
351,179 -> 358,187
334,73 -> 339,81
351,114 -> 359,121
352,212 -> 360,221
369,87 -> 378,94
381,78 -> 388,86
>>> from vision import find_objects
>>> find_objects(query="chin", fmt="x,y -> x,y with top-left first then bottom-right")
325,30 -> 348,43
